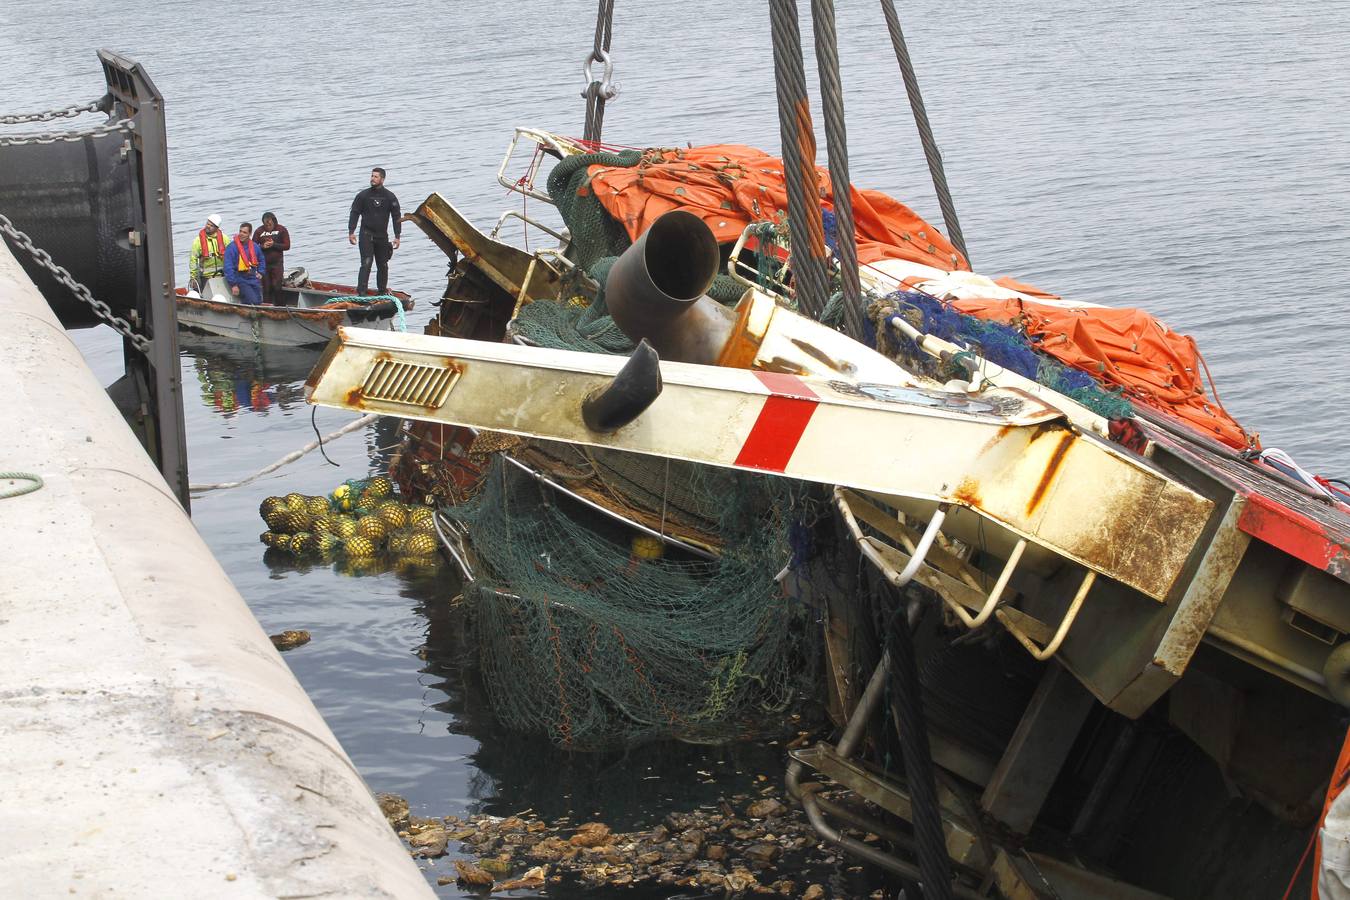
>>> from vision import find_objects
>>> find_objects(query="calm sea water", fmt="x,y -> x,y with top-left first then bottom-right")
3,1 -> 1348,895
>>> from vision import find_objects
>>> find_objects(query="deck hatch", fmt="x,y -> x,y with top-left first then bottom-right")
361,358 -> 460,408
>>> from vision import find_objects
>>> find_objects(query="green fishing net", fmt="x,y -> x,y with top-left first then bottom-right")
448,456 -> 817,750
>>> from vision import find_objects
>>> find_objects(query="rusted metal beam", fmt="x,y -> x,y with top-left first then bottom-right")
305,328 -> 1215,602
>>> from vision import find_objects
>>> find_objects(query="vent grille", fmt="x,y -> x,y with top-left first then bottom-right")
361,359 -> 460,407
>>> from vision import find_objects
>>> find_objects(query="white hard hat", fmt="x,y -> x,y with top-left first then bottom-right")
206,213 -> 223,227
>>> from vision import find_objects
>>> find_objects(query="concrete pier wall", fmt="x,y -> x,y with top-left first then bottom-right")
0,242 -> 433,898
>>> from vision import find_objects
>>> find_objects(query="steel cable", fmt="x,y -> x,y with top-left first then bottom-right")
768,0 -> 831,320
582,0 -> 616,143
886,597 -> 956,900
879,0 -> 970,266
809,0 -> 864,340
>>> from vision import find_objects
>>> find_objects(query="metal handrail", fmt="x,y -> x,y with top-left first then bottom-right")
495,127 -> 579,203
998,569 -> 1096,660
489,209 -> 567,244
947,538 -> 1025,629
836,488 -> 1091,658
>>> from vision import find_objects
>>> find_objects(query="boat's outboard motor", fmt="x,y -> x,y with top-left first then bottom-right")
604,210 -> 738,364
0,116 -> 141,329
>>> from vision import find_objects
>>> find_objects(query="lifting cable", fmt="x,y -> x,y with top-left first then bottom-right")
582,0 -> 617,144
879,0 -> 971,265
767,0 -> 833,322
809,0 -> 865,340
885,590 -> 957,900
774,4 -> 963,889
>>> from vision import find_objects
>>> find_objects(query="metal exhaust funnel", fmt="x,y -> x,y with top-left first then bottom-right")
604,210 -> 737,364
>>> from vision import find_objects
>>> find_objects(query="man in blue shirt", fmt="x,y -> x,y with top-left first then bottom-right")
224,221 -> 267,305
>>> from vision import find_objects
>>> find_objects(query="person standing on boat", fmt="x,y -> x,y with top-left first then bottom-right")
253,212 -> 291,305
223,222 -> 267,305
187,213 -> 227,295
347,167 -> 401,296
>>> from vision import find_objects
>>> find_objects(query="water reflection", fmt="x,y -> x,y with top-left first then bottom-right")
180,333 -> 320,417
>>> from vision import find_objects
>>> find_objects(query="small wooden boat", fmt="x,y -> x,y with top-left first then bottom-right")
175,273 -> 413,347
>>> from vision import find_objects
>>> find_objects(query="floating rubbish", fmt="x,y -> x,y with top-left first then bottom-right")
373,787 -> 843,896
257,476 -> 443,576
269,630 -> 311,651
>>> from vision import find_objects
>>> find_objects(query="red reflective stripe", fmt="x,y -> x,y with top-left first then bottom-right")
733,373 -> 819,472
752,371 -> 820,401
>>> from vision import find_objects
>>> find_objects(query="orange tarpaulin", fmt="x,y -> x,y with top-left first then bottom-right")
578,142 -> 1252,449
945,296 -> 1253,449
584,145 -> 969,272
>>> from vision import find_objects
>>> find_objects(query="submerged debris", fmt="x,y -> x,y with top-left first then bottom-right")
257,477 -> 444,576
268,629 -> 311,651
377,786 -> 857,897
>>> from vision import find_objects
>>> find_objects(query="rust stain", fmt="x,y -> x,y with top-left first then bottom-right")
345,386 -> 365,408
1026,431 -> 1075,516
1026,421 -> 1059,444
978,423 -> 1016,457
1061,478 -> 1211,602
788,338 -> 845,372
953,477 -> 982,508
760,356 -> 811,376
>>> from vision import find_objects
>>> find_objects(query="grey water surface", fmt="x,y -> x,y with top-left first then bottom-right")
2,1 -> 1348,896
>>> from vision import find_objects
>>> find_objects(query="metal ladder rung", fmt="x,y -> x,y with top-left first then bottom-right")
998,570 -> 1097,660
836,486 -> 1094,660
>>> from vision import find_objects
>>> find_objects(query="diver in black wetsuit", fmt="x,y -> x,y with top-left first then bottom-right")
347,167 -> 402,295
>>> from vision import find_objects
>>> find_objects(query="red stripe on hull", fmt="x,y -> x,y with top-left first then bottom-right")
1238,493 -> 1350,583
752,371 -> 820,401
733,373 -> 820,473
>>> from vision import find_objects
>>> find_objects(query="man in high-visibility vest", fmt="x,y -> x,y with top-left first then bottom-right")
188,213 -> 228,294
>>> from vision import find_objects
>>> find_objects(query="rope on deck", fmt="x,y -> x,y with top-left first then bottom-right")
0,472 -> 44,499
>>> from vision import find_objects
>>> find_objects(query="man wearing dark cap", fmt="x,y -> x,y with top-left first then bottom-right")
347,167 -> 401,296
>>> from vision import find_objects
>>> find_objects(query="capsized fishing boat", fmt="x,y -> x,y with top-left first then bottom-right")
307,125 -> 1350,899
175,270 -> 412,347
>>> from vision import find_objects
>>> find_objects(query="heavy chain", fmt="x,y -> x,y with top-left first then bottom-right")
0,98 -> 103,125
0,117 -> 134,148
0,212 -> 150,352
